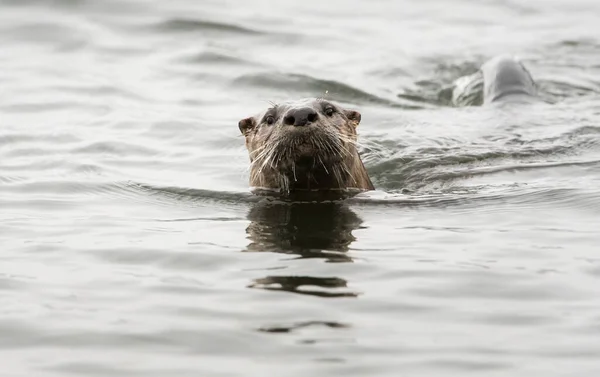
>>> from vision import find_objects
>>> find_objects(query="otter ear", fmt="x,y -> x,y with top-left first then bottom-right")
238,117 -> 256,135
344,110 -> 361,126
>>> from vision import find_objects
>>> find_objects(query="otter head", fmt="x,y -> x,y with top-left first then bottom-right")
239,98 -> 374,200
481,55 -> 537,104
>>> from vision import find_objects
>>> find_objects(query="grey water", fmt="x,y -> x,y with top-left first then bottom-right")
1,0 -> 600,376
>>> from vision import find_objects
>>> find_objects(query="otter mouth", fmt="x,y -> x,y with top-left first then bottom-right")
291,139 -> 319,158
286,155 -> 334,176
274,134 -> 343,172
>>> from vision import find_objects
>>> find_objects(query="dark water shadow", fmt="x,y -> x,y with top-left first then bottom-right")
244,200 -> 363,298
244,200 -> 363,262
248,275 -> 357,298
258,320 -> 350,334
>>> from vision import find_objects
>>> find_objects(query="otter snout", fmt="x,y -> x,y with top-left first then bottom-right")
283,107 -> 319,127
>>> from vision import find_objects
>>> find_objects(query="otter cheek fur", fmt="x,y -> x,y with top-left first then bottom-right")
238,98 -> 374,200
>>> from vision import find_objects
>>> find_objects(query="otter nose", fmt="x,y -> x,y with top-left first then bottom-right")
283,107 -> 319,127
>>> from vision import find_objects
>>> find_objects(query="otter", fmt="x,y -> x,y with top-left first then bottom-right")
238,98 -> 374,201
453,55 -> 539,106
481,55 -> 537,104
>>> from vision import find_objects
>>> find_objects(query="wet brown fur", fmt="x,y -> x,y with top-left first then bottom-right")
239,98 -> 374,199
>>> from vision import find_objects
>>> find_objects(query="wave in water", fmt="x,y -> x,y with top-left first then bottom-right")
232,72 -> 417,109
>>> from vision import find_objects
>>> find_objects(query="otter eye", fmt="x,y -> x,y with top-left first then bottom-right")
324,106 -> 335,116
265,116 -> 275,125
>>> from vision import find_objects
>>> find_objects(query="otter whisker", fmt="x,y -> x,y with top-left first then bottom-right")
264,148 -> 277,170
249,152 -> 270,170
342,162 -> 358,185
336,142 -> 353,158
319,130 -> 341,155
292,163 -> 297,182
318,156 -> 330,175
336,136 -> 359,147
279,173 -> 290,193
330,164 -> 339,186
249,144 -> 273,166
258,143 -> 279,172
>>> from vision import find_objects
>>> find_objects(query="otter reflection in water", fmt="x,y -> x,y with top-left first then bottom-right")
244,200 -> 363,297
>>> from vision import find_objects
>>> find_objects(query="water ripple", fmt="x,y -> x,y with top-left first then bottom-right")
232,72 -> 408,107
153,18 -> 263,36
71,141 -> 159,157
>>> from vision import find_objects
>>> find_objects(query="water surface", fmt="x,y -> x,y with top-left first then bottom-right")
2,0 -> 600,376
